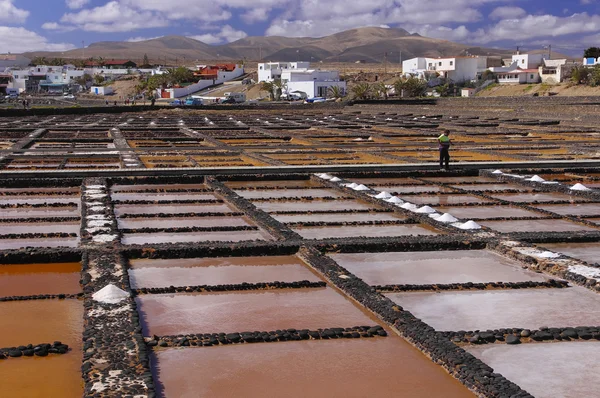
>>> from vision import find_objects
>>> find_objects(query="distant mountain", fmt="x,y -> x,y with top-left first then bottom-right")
25,27 -> 515,63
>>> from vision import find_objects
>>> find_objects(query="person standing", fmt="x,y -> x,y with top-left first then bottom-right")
438,130 -> 452,170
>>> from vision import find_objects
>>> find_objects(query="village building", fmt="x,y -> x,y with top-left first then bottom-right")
258,62 -> 346,99
402,56 -> 488,83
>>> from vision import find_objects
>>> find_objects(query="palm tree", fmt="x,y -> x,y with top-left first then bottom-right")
373,82 -> 389,99
272,79 -> 286,101
260,81 -> 275,101
351,82 -> 372,100
327,85 -> 345,99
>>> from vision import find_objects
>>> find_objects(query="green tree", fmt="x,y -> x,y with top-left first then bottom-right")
272,79 -> 285,101
434,83 -> 451,97
373,82 -> 389,99
393,77 -> 427,97
584,47 -> 600,59
327,85 -> 345,99
260,81 -> 275,101
351,82 -> 372,100
589,66 -> 600,87
166,67 -> 195,85
141,53 -> 151,68
571,66 -> 591,85
93,74 -> 105,85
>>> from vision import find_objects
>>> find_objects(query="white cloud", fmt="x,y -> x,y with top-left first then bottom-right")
65,0 -> 90,9
126,36 -> 163,42
189,25 -> 248,44
0,0 -> 29,24
59,1 -> 169,32
489,6 -> 526,20
242,8 -> 270,24
0,26 -> 76,52
41,22 -> 76,32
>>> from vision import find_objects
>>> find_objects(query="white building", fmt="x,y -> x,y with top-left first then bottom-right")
539,59 -> 570,84
583,57 -> 600,67
258,62 -> 310,82
90,86 -> 113,96
402,56 -> 488,83
512,53 -> 545,69
0,54 -> 30,69
494,65 -> 540,84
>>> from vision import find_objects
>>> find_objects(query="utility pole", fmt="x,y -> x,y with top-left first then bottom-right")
548,44 -> 552,60
259,45 -> 262,61
82,40 -> 85,60
384,52 -> 387,74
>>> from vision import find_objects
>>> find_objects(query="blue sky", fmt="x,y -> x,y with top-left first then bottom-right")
2,0 -> 600,55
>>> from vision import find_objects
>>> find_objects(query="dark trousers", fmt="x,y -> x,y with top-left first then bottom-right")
439,147 -> 450,169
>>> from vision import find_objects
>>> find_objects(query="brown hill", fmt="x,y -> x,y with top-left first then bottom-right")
25,26 -> 514,64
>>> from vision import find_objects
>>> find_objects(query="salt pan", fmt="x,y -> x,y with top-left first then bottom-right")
92,284 -> 129,304
570,183 -> 591,191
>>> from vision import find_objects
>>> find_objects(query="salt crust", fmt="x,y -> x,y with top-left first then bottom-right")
568,265 -> 600,279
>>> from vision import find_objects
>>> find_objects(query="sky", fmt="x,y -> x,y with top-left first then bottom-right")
2,0 -> 600,55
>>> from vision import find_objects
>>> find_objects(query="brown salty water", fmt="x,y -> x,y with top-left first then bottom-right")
128,256 -> 321,288
0,262 -> 81,296
535,203 -> 600,216
491,192 -> 587,203
114,203 -> 233,216
151,337 -> 473,398
294,224 -> 439,239
479,219 -> 598,233
450,184 -> 531,191
406,194 -> 490,206
386,286 -> 600,331
122,230 -> 271,245
225,180 -> 318,189
136,288 -> 375,336
274,212 -> 405,223
467,341 -> 600,398
0,300 -> 84,397
235,188 -> 342,199
254,200 -> 374,213
111,192 -> 218,201
110,184 -> 207,192
0,238 -> 79,250
0,222 -> 80,235
117,216 -> 251,229
330,250 -> 546,285
541,242 -> 600,264
0,207 -> 80,219
435,206 -> 544,219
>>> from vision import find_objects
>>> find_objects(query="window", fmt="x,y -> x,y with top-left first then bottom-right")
439,62 -> 442,66
521,59 -> 525,64
428,63 -> 432,67
259,66 -> 263,70
530,74 -> 534,79
449,61 -> 453,66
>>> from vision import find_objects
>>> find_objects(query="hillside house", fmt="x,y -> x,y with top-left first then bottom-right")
257,62 -> 310,82
539,59 -> 571,84
194,64 -> 243,81
85,59 -> 137,69
583,57 -> 600,67
280,66 -> 346,99
402,56 -> 488,83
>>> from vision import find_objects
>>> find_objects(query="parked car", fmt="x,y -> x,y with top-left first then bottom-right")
169,99 -> 183,106
63,94 -> 75,99
4,93 -> 18,99
184,97 -> 203,106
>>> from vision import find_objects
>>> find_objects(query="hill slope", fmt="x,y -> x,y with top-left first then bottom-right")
25,26 -> 514,63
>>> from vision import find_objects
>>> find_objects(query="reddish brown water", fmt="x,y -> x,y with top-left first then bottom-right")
536,203 -> 600,216
435,206 -> 543,219
330,250 -> 546,285
379,185 -> 451,194
225,180 -> 317,189
422,177 -> 499,183
151,337 -> 472,397
467,341 -> 600,398
541,242 -> 600,264
386,286 -> 600,330
0,187 -> 79,194
136,288 -> 375,336
255,200 -> 374,213
111,192 -> 218,201
0,207 -> 80,219
450,184 -> 531,191
479,219 -> 598,233
402,195 -> 488,206
0,197 -> 79,205
351,178 -> 422,185
0,262 -> 81,296
236,189 -> 342,199
0,238 -> 79,250
492,193 -> 586,203
0,222 -> 80,235
294,224 -> 439,239
128,256 -> 320,288
117,216 -> 251,229
114,203 -> 232,216
122,230 -> 272,245
111,184 -> 207,192
274,212 -> 405,223
0,300 -> 84,397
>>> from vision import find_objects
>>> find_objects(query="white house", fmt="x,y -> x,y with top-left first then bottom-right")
461,88 -> 476,97
539,59 -> 570,84
277,64 -> 345,99
258,62 -> 310,82
583,57 -> 600,67
511,53 -> 545,69
496,68 -> 540,84
402,56 -> 488,83
0,54 -> 30,69
90,86 -> 113,96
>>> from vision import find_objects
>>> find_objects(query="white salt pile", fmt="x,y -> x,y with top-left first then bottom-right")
400,202 -> 418,210
316,173 -> 332,180
456,220 -> 482,230
492,170 -> 503,174
571,183 -> 591,191
535,251 -> 561,259
386,196 -> 404,204
429,213 -> 441,219
436,213 -> 459,223
416,206 -> 437,214
92,284 -> 129,304
353,184 -> 370,191
527,175 -> 545,182
345,183 -> 359,189
375,191 -> 393,199
330,177 -> 342,182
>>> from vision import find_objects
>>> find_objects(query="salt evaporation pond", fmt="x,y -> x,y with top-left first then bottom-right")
406,195 -> 489,206
255,200 -> 374,213
541,242 -> 600,264
535,203 -> 600,216
467,341 -> 600,398
0,262 -> 81,296
386,286 -> 600,331
294,224 -> 439,239
235,188 -> 343,199
151,337 -> 472,397
128,256 -> 320,288
117,216 -> 251,229
435,206 -> 543,219
122,230 -> 272,245
136,288 -> 375,336
274,212 -> 405,223
450,184 -> 531,192
0,238 -> 80,250
330,250 -> 547,285
492,192 -> 586,203
111,192 -> 218,201
0,222 -> 80,235
0,207 -> 80,219
479,219 -> 598,233
114,203 -> 233,216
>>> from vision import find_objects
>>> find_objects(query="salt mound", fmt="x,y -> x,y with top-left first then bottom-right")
429,213 -> 441,219
316,173 -> 332,180
353,184 -> 370,191
457,220 -> 482,230
92,284 -> 129,304
536,251 -> 560,259
400,202 -> 418,210
571,183 -> 591,191
345,183 -> 359,189
330,177 -> 342,182
386,196 -> 404,204
492,170 -> 503,174
436,213 -> 459,223
527,175 -> 545,182
375,191 -> 392,199
416,206 -> 437,214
